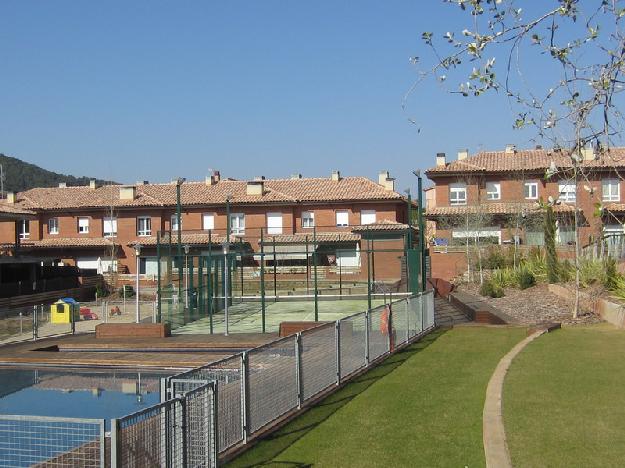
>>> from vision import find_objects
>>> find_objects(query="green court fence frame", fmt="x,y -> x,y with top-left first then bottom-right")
156,220 -> 428,334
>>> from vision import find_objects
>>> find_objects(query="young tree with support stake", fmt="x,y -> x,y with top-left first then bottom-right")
408,0 -> 625,318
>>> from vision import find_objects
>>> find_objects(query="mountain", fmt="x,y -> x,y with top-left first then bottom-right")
0,154 -> 117,193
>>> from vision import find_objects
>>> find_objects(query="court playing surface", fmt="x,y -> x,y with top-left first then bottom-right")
173,298 -> 388,334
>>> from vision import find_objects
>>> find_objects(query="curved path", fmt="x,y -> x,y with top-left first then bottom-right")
482,329 -> 547,468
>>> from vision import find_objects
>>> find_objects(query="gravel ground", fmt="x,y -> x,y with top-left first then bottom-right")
458,283 -> 603,326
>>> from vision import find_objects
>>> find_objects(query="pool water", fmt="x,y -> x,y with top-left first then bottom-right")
0,367 -> 174,424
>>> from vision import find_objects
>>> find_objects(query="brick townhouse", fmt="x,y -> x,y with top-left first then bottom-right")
0,170 -> 414,282
425,145 -> 625,248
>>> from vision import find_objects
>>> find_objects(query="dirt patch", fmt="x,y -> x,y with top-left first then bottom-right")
458,283 -> 602,325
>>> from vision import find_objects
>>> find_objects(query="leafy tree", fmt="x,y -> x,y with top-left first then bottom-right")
544,205 -> 558,283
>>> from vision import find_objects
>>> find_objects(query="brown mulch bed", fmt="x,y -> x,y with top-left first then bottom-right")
458,283 -> 603,326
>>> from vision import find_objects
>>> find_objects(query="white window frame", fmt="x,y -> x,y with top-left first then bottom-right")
103,216 -> 118,238
230,213 -> 245,235
558,182 -> 576,203
524,181 -> 539,200
449,183 -> 467,206
170,214 -> 181,232
302,211 -> 315,228
202,213 -> 215,231
336,210 -> 349,227
48,218 -> 59,235
78,217 -> 90,234
602,179 -> 620,202
267,212 -> 283,235
360,209 -> 377,225
19,220 -> 30,240
485,182 -> 501,200
137,216 -> 151,237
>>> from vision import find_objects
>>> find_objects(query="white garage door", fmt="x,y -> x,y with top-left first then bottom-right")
76,257 -> 99,270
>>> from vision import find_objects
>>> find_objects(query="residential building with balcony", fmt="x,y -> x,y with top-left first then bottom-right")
0,170 -> 414,284
425,145 -> 625,249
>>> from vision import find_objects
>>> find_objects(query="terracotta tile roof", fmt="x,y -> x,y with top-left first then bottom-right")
426,147 -> 625,176
426,202 -> 575,217
0,203 -> 35,219
9,176 -> 402,211
129,233 -> 228,247
19,237 -> 115,249
604,203 -> 625,213
260,232 -> 361,244
351,219 -> 413,232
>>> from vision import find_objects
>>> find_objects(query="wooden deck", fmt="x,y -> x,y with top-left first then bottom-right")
0,332 -> 277,370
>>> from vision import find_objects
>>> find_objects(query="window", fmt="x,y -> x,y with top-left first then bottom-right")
48,218 -> 59,235
485,182 -> 501,200
230,213 -> 245,235
18,220 -> 30,240
137,216 -> 151,236
103,217 -> 117,237
602,179 -> 620,202
202,213 -> 215,231
336,210 -> 349,227
524,181 -> 539,200
170,215 -> 181,232
267,213 -> 283,235
302,211 -> 315,228
558,183 -> 576,203
361,209 -> 376,225
449,183 -> 467,206
78,217 -> 90,234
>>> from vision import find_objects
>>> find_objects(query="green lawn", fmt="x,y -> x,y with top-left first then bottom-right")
228,326 -> 525,468
505,324 -> 625,468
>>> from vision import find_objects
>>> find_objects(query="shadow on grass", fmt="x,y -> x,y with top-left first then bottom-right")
227,328 -> 447,468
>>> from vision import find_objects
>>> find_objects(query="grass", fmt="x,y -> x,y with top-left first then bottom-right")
228,326 -> 525,468
505,324 -> 625,468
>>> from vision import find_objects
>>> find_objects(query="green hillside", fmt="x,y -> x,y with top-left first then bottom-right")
0,154 -> 116,192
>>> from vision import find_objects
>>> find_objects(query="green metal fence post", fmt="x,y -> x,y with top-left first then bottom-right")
157,231 -> 162,323
367,237 -> 372,310
417,171 -> 426,292
260,228 -> 266,333
313,226 -> 318,321
305,235 -> 310,295
272,236 -> 277,301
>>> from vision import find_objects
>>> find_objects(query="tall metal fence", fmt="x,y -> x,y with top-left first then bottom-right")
0,414 -> 105,467
0,290 -> 435,467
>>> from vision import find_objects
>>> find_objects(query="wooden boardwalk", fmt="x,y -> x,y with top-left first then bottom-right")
0,332 -> 277,370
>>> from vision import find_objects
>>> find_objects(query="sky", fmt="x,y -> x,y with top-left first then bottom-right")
0,1 -> 608,191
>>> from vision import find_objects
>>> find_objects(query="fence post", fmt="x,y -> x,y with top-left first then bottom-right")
99,418 -> 105,468
364,310 -> 370,367
180,398 -> 188,468
388,303 -> 394,353
153,301 -> 157,323
335,320 -> 341,386
110,418 -> 119,468
211,382 -> 219,467
32,305 -> 38,340
295,332 -> 303,409
421,293 -> 425,333
241,352 -> 250,443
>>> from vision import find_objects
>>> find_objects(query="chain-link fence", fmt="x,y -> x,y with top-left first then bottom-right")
0,414 -> 105,467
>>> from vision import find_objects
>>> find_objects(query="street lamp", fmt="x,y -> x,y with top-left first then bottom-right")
222,241 -> 230,336
184,244 -> 190,309
134,243 -> 142,323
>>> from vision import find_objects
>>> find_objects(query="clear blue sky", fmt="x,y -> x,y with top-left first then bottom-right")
0,1 -> 559,191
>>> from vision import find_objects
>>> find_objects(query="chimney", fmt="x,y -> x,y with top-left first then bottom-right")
246,180 -> 264,196
436,153 -> 447,167
457,149 -> 469,161
505,144 -> 516,154
253,176 -> 266,181
331,170 -> 342,181
291,173 -> 303,179
581,145 -> 595,161
535,144 -> 543,150
378,170 -> 395,191
119,185 -> 136,200
89,180 -> 97,189
58,182 -> 67,188
206,170 -> 220,186
6,192 -> 15,204
135,180 -> 149,186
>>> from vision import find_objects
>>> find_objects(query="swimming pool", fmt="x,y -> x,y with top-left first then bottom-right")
0,367 -> 175,424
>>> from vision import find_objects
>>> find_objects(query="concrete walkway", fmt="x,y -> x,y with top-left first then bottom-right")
482,329 -> 547,468
435,297 -> 470,327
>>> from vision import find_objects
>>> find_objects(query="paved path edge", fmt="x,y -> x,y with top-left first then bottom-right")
483,329 -> 546,468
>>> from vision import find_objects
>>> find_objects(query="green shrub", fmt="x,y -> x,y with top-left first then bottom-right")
603,258 -> 619,290
516,268 -> 536,290
579,259 -> 605,287
118,284 -> 135,297
480,280 -> 505,298
483,246 -> 506,270
491,268 -> 516,289
95,283 -> 109,298
558,260 -> 574,282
